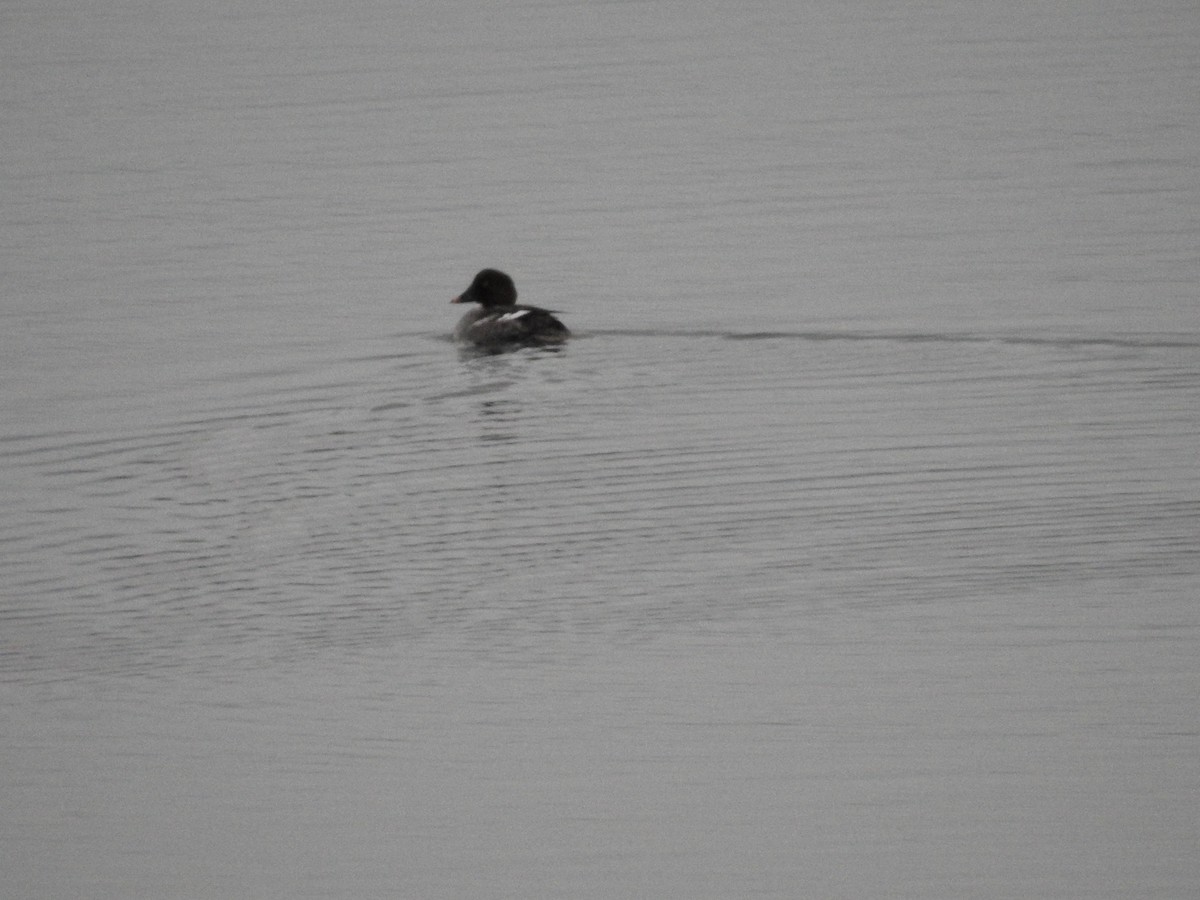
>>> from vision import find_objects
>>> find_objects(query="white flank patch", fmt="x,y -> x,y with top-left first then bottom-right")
497,309 -> 530,322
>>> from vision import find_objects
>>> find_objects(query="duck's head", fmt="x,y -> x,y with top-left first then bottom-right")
452,269 -> 517,308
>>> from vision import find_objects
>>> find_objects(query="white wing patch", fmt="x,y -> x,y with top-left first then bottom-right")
496,309 -> 531,323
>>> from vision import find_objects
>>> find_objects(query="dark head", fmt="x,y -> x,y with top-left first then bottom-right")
451,269 -> 517,308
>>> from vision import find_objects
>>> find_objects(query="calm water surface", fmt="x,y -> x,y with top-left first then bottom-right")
3,1 -> 1199,898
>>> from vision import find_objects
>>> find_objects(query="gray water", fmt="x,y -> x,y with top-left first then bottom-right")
3,1 -> 1199,897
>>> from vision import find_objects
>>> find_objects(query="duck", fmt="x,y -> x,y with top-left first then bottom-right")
451,269 -> 570,351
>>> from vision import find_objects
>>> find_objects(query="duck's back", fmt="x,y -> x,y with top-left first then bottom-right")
459,304 -> 569,350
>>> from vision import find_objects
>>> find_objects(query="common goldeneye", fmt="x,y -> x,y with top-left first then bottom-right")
451,269 -> 570,351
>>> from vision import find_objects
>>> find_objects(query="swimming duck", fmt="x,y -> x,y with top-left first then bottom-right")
451,269 -> 570,351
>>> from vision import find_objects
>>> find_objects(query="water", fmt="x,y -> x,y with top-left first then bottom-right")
3,1 -> 1199,897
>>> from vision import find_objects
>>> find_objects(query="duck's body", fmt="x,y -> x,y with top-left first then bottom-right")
451,269 -> 569,351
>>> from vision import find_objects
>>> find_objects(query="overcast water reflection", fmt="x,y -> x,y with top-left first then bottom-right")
3,1 -> 1199,898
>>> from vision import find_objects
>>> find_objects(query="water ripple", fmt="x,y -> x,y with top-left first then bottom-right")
3,330 -> 1198,680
